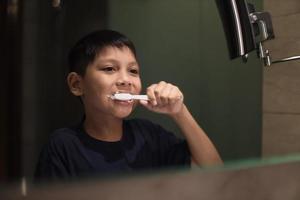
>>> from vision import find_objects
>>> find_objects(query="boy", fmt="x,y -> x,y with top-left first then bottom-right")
35,30 -> 222,182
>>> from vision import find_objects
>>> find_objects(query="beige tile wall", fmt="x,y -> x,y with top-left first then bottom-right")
263,0 -> 300,157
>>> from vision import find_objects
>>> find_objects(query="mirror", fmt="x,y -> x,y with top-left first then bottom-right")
215,0 -> 300,66
1,0 -> 300,189
215,0 -> 258,60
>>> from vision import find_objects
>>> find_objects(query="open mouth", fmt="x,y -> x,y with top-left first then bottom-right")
115,99 -> 134,103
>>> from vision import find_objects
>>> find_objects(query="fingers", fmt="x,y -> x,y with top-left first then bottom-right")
146,81 -> 183,107
146,84 -> 158,106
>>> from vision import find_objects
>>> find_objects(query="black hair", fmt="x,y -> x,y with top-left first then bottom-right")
68,30 -> 137,76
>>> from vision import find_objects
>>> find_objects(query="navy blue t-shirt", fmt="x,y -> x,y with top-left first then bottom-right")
34,118 -> 191,182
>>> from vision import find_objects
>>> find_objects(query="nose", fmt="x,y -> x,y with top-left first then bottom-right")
116,71 -> 132,87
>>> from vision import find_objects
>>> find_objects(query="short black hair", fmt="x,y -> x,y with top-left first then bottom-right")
68,30 -> 137,76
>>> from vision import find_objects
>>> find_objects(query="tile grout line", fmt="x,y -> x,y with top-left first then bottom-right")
264,111 -> 300,115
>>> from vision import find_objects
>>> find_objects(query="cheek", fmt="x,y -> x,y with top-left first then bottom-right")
95,75 -> 114,88
84,78 -> 112,97
135,78 -> 142,93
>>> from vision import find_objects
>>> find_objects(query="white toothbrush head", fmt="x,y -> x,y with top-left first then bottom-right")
110,93 -> 133,101
108,93 -> 149,101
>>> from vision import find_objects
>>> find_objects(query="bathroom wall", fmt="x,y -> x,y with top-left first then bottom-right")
108,0 -> 263,161
263,0 -> 300,156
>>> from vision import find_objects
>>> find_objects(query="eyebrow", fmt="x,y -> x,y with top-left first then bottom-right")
127,61 -> 139,66
99,59 -> 138,66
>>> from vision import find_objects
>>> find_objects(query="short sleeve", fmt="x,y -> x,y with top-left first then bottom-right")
130,119 -> 191,168
155,125 -> 191,167
163,137 -> 190,166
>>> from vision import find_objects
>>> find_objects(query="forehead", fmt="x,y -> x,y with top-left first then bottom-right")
96,46 -> 136,60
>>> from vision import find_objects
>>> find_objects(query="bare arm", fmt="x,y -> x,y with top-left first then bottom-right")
171,104 -> 222,166
140,81 -> 223,167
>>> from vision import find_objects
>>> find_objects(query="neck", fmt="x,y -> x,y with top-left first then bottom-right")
83,112 -> 123,142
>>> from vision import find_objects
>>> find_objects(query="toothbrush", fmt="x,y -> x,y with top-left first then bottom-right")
109,93 -> 149,101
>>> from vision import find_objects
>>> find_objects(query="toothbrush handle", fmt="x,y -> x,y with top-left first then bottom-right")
132,95 -> 149,101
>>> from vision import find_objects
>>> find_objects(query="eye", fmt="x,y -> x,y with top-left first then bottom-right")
129,67 -> 139,75
101,66 -> 115,73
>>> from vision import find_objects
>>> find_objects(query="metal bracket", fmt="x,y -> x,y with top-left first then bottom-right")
249,12 -> 300,66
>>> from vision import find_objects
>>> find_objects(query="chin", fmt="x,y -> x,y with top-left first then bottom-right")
113,108 -> 133,119
115,113 -> 132,119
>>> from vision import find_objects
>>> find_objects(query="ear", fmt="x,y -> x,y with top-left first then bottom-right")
67,72 -> 84,96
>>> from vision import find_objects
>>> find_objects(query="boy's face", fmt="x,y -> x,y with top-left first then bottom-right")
79,46 -> 142,119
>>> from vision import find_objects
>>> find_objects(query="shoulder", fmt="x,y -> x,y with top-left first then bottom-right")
44,127 -> 82,152
50,127 -> 79,142
35,127 -> 83,181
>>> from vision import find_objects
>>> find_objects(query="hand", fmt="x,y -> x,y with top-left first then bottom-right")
139,81 -> 184,116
